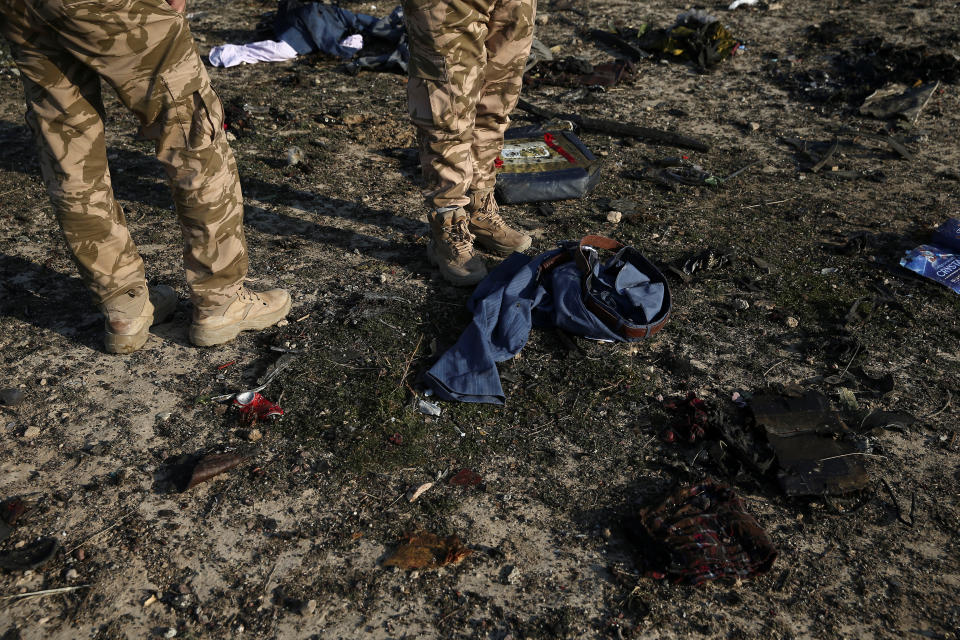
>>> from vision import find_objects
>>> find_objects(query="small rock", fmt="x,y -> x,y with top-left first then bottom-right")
606,211 -> 622,224
285,146 -> 304,166
162,628 -> 177,639
749,122 -> 760,131
500,565 -> 520,585
276,319 -> 289,327
247,428 -> 263,442
156,412 -> 172,422
837,387 -> 859,411
299,599 -> 317,616
602,528 -> 612,539
225,131 -> 237,142
39,378 -> 47,386
785,316 -> 799,328
22,426 -> 40,439
65,568 -> 79,581
733,298 -> 750,311
73,549 -> 85,562
535,12 -> 549,25
0,388 -> 24,406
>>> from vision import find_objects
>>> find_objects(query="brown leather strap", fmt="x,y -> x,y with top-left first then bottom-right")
585,295 -> 670,339
537,250 -> 572,277
575,235 -> 623,273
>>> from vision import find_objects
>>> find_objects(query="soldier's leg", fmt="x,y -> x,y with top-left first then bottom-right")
46,0 -> 248,310
471,0 -> 536,191
1,13 -> 147,306
402,0 -> 494,284
402,0 -> 492,211
466,0 -> 535,255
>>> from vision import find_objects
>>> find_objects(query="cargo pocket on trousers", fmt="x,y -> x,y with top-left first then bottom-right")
407,48 -> 461,132
187,87 -> 224,151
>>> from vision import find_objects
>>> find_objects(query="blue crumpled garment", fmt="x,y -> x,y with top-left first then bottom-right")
274,2 -> 408,72
425,245 -> 665,405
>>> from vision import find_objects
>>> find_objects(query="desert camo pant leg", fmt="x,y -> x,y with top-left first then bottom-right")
470,0 -> 535,192
402,0 -> 536,210
0,0 -> 248,309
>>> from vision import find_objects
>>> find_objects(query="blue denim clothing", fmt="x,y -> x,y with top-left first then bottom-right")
426,245 -> 665,404
274,2 -> 409,73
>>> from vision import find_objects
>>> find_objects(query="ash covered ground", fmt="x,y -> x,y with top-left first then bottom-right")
0,0 -> 959,638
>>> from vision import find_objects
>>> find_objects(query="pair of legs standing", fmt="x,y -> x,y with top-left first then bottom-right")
402,0 -> 536,285
0,0 -> 290,352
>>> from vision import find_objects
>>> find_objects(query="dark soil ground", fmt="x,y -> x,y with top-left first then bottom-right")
1,0 -> 959,638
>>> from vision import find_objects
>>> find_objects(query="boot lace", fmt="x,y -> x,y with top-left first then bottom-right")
238,287 -> 265,305
474,191 -> 506,227
448,217 -> 476,257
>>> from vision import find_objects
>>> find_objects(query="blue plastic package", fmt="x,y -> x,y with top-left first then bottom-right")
900,218 -> 960,294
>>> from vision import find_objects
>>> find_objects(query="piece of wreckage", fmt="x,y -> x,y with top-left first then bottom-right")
591,10 -> 739,71
633,156 -> 761,190
626,479 -> 777,585
716,390 -> 871,496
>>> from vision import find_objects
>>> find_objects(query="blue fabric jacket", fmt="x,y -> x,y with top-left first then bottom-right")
426,245 -> 665,404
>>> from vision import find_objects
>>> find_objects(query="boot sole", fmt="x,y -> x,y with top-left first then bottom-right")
427,242 -> 486,287
104,331 -> 149,355
471,232 -> 532,257
189,295 -> 292,347
103,292 -> 178,355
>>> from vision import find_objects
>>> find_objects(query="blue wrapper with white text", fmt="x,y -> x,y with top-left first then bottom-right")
900,218 -> 960,294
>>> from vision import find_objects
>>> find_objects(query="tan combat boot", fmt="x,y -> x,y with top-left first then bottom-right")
101,284 -> 178,354
467,188 -> 532,256
427,207 -> 488,286
190,287 -> 292,347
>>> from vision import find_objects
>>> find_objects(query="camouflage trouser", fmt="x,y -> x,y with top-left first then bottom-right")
0,0 -> 247,309
402,0 -> 536,210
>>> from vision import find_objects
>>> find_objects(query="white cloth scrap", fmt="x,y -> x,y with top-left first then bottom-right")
209,40 -> 299,68
340,34 -> 364,52
728,0 -> 760,8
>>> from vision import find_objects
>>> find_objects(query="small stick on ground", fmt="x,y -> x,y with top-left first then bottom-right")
398,334 -> 423,389
763,359 -> 786,377
818,452 -> 887,461
839,343 -> 862,379
1,585 -> 90,602
810,138 -> 839,173
66,508 -> 136,554
925,390 -> 951,418
882,479 -> 915,527
723,159 -> 762,182
741,197 -> 796,210
438,606 -> 463,624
